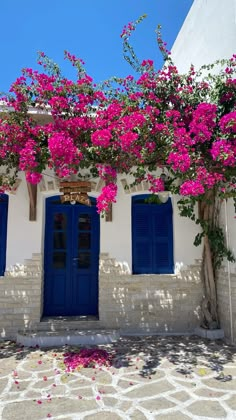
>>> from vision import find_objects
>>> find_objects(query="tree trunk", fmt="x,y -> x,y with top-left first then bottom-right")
198,192 -> 220,329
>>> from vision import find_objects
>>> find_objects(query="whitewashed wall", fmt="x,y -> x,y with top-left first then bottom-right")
5,172 -> 202,271
225,200 -> 236,270
6,173 -> 43,268
171,0 -> 236,73
6,172 -> 235,272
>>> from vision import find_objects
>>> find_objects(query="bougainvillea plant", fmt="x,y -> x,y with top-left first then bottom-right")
0,15 -> 235,328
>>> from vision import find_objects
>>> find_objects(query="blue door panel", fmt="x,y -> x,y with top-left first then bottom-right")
0,194 -> 8,276
52,274 -> 67,305
44,196 -> 99,316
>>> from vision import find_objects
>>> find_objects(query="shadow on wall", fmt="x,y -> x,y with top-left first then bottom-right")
99,259 -> 203,334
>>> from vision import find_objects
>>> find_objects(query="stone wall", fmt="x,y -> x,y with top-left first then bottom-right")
217,270 -> 236,344
0,254 -> 42,339
0,252 -> 204,339
99,254 -> 203,334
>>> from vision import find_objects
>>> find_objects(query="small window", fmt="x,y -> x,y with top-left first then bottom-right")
132,195 -> 174,274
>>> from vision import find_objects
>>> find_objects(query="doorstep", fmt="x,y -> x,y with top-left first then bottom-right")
16,329 -> 120,347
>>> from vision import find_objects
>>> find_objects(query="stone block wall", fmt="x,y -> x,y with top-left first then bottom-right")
99,254 -> 203,334
0,254 -> 42,339
0,252 -> 204,339
217,270 -> 236,344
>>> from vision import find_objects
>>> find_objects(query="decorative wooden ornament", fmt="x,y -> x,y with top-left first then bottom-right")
59,181 -> 91,205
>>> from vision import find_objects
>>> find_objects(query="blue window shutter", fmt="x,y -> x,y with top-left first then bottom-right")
132,196 -> 174,274
132,205 -> 152,274
0,194 -> 8,276
152,204 -> 174,273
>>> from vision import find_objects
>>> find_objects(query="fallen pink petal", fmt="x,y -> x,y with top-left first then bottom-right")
63,348 -> 112,371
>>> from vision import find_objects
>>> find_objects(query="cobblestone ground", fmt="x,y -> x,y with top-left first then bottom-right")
0,336 -> 236,420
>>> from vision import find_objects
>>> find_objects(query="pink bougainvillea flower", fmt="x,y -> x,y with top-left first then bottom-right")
96,183 -> 117,213
180,180 -> 205,196
25,171 -> 42,184
91,128 -> 112,148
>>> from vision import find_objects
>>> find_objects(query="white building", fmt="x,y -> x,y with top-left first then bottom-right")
0,0 -> 235,344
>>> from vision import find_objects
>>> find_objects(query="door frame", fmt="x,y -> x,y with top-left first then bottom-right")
43,194 -> 100,317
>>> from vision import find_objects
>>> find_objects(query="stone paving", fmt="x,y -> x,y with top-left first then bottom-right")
0,336 -> 236,419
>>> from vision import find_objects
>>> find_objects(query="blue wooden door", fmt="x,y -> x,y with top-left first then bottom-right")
0,194 -> 8,276
44,196 -> 99,316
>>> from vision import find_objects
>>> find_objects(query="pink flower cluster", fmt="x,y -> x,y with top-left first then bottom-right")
180,180 -> 205,196
120,22 -> 135,38
18,138 -> 43,184
147,174 -> 165,193
96,164 -> 117,181
96,183 -> 117,213
189,103 -> 217,143
119,132 -> 139,151
91,129 -> 112,148
19,139 -> 38,171
211,139 -> 236,166
167,151 -> 191,172
219,112 -> 236,134
141,59 -> 154,69
25,172 -> 42,184
48,133 -> 82,177
180,168 -> 224,197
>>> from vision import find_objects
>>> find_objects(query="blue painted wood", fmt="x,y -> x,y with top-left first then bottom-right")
132,195 -> 174,274
44,196 -> 99,316
0,194 -> 8,276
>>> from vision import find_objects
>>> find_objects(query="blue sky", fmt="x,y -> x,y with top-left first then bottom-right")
1,0 -> 193,92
